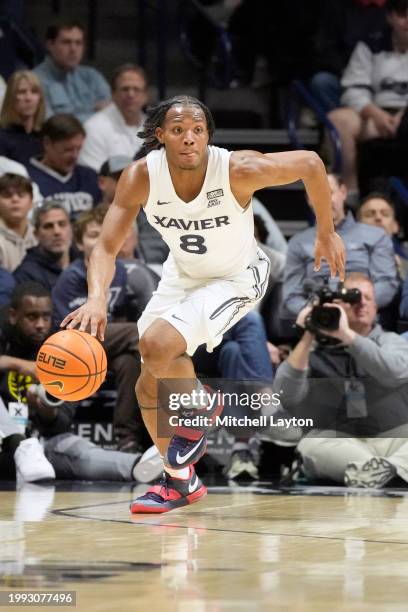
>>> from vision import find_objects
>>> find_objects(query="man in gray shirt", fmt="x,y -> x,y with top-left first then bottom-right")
275,272 -> 408,488
34,20 -> 111,123
281,173 -> 399,322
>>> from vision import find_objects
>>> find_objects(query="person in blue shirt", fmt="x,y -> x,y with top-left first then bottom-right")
34,19 -> 111,123
52,204 -> 146,453
52,205 -> 127,326
26,113 -> 101,221
357,191 -> 408,276
281,173 -> 400,323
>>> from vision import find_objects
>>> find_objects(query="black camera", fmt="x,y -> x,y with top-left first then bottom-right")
304,281 -> 361,342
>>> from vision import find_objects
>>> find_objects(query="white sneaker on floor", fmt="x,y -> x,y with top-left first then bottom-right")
224,449 -> 259,480
132,445 -> 163,483
14,438 -> 56,482
344,457 -> 396,488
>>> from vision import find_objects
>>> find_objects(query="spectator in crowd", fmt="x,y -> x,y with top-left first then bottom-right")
0,173 -> 37,272
357,191 -> 408,275
310,0 -> 386,113
136,209 -> 169,277
328,0 -> 408,198
132,148 -> 168,275
26,113 -> 101,220
117,224 -> 160,322
52,204 -> 127,325
0,70 -> 45,165
34,20 -> 111,123
254,214 -> 286,288
13,200 -> 73,291
52,205 -> 146,453
252,196 -> 288,254
275,273 -> 408,488
0,266 -> 15,306
0,282 -> 162,482
0,155 -> 42,204
80,64 -> 147,171
99,148 -> 169,276
97,155 -> 132,206
281,173 -> 400,323
398,266 -> 408,319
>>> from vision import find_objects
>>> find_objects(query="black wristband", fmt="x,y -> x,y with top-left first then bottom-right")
293,323 -> 306,339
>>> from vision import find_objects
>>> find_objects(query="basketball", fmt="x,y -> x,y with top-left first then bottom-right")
35,329 -> 107,401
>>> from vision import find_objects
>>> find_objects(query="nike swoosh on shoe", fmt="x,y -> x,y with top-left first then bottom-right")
176,437 -> 205,464
188,475 -> 198,493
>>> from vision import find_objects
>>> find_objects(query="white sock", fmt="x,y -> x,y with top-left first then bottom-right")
160,454 -> 190,479
164,465 -> 190,479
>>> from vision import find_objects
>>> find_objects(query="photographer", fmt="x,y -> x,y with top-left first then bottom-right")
0,282 -> 161,483
274,272 -> 408,488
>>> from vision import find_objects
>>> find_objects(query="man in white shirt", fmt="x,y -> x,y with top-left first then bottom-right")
80,64 -> 148,171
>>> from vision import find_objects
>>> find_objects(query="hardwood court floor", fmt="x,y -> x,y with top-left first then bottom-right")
1,481 -> 408,611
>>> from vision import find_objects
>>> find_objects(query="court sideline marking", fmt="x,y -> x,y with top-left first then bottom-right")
49,499 -> 408,546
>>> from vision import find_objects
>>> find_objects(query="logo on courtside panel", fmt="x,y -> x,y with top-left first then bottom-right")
206,188 -> 223,208
45,380 -> 64,390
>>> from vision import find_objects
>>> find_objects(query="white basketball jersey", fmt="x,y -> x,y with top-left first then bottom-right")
144,145 -> 258,279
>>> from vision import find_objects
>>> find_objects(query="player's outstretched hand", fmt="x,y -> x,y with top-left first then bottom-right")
60,298 -> 107,341
314,232 -> 346,280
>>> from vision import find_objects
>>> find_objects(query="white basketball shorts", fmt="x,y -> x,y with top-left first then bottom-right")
137,249 -> 270,356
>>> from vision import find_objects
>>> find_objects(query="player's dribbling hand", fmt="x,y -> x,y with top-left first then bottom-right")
60,298 -> 107,341
314,232 -> 346,280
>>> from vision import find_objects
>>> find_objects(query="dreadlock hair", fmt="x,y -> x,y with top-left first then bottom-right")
137,95 -> 215,154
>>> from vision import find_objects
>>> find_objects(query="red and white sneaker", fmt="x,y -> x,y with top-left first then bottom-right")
129,466 -> 207,514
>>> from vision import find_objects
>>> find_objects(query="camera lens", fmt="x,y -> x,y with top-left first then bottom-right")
311,306 -> 341,331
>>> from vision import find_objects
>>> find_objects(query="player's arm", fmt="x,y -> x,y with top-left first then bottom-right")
60,159 -> 149,339
230,149 -> 345,279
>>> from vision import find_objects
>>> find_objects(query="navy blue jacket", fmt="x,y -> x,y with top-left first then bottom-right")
51,257 -> 128,327
13,246 -> 72,292
0,267 -> 15,307
0,125 -> 42,165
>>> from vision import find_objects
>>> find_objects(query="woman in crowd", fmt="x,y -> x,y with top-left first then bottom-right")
0,70 -> 46,165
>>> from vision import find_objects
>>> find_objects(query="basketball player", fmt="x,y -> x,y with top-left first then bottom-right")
61,96 -> 345,513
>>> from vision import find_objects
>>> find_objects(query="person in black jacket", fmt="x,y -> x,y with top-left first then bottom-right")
0,282 -> 162,482
13,200 -> 73,291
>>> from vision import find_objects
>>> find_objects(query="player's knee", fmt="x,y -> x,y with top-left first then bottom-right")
139,332 -> 171,374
